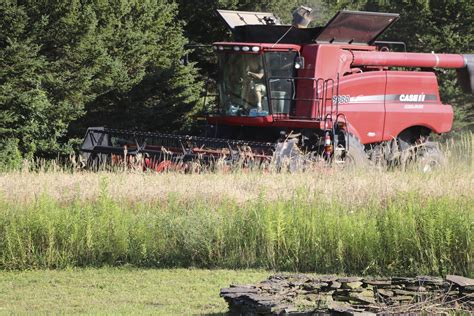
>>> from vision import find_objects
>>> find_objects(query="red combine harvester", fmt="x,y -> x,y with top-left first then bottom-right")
81,9 -> 474,170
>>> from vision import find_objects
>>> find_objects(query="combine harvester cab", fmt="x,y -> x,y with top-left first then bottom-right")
81,8 -> 474,171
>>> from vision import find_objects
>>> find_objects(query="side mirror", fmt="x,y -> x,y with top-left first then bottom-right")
295,56 -> 305,69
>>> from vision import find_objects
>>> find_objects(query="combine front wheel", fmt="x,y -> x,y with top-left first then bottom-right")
338,134 -> 370,169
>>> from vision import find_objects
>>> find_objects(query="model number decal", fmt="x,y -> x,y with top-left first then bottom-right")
404,104 -> 424,109
332,95 -> 350,104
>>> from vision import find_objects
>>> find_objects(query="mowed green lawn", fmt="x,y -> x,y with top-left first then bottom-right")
0,268 -> 268,314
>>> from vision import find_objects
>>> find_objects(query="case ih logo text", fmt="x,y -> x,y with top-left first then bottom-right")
399,94 -> 426,102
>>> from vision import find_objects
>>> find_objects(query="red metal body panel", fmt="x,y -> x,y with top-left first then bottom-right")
294,45 -> 318,117
207,115 -> 274,126
295,45 -> 354,118
383,71 -> 453,139
336,71 -> 386,144
206,115 -> 326,129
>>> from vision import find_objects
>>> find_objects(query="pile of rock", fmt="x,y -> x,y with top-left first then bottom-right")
221,274 -> 473,315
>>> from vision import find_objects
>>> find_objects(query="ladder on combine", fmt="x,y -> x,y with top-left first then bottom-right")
267,74 -> 349,160
267,75 -> 343,125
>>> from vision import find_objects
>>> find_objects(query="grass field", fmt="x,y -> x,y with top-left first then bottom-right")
0,167 -> 472,276
0,267 -> 268,314
0,133 -> 472,314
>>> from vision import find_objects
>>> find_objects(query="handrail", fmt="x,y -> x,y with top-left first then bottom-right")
266,76 -> 340,122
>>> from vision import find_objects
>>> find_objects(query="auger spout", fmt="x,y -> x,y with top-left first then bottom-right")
350,51 -> 466,69
350,51 -> 474,93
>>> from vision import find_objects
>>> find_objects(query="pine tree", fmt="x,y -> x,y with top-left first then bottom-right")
0,0 -> 202,161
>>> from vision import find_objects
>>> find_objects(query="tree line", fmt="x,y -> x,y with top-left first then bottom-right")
1,0 -> 472,167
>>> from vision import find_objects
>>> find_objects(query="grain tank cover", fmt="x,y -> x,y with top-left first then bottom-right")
217,9 -> 281,30
216,9 -> 399,45
315,10 -> 399,45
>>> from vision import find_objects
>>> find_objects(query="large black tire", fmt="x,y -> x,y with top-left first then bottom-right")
340,134 -> 370,169
415,142 -> 445,172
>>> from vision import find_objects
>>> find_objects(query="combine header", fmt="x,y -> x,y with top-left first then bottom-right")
81,8 -> 474,171
81,127 -> 275,171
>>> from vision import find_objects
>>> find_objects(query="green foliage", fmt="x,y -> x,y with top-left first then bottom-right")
72,1 -> 204,135
1,0 -> 202,160
0,138 -> 22,171
74,61 -> 204,134
0,191 -> 471,276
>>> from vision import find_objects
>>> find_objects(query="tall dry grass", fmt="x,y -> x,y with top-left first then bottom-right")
1,168 -> 473,205
0,133 -> 472,275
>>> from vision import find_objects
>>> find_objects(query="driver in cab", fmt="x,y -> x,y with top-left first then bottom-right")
246,58 -> 266,112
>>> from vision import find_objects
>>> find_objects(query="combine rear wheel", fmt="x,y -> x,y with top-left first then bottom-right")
399,141 -> 445,172
415,142 -> 445,172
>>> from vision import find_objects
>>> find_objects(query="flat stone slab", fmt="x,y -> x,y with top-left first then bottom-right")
342,281 -> 363,290
446,275 -> 474,287
221,286 -> 258,294
363,278 -> 392,286
220,274 -> 474,314
319,275 -> 338,282
416,275 -> 445,285
338,277 -> 363,283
